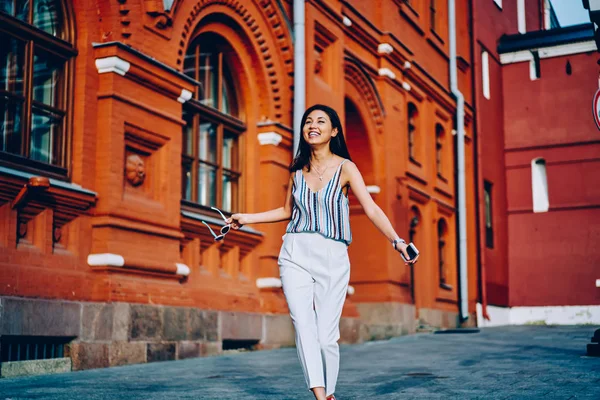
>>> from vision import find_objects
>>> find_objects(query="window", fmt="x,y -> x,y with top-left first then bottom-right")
438,218 -> 451,290
430,0 -> 437,32
0,0 -> 74,176
182,33 -> 244,212
408,103 -> 418,162
481,51 -> 490,100
517,0 -> 526,33
529,51 -> 540,81
435,124 -> 444,178
484,180 -> 494,248
493,0 -> 502,9
531,158 -> 549,213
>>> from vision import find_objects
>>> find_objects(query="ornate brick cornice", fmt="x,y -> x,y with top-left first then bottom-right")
177,0 -> 293,120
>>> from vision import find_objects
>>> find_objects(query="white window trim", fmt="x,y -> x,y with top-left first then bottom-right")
517,0 -> 526,34
482,51 -> 491,100
531,158 -> 549,213
544,0 -> 551,30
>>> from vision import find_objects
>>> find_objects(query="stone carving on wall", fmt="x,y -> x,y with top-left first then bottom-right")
125,154 -> 146,186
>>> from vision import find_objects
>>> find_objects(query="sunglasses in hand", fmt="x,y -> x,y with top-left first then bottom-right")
202,207 -> 232,242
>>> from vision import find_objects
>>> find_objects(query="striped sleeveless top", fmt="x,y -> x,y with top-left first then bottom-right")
285,159 -> 352,245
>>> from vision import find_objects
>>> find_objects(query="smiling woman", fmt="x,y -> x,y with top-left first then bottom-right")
226,104 -> 420,400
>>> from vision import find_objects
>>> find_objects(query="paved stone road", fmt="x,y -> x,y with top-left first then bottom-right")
1,326 -> 599,399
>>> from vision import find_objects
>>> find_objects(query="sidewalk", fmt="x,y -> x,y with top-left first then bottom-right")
1,325 -> 598,399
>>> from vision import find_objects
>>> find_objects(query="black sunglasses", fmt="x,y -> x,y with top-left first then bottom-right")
202,207 -> 232,242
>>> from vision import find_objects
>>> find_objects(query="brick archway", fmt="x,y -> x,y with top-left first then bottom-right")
175,0 -> 293,121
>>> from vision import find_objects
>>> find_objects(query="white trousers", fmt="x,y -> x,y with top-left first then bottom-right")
278,232 -> 350,397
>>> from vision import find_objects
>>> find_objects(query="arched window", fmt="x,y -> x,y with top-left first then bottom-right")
531,158 -> 549,213
408,103 -> 418,162
438,218 -> 452,290
0,0 -> 75,175
435,123 -> 444,178
182,33 -> 244,212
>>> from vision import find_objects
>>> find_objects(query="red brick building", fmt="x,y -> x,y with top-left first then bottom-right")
473,0 -> 600,325
1,0 -> 479,374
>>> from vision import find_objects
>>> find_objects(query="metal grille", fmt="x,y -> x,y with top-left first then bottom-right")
1,336 -> 72,362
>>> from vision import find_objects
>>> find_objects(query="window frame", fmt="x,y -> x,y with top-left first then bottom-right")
181,36 -> 245,213
0,3 -> 76,179
407,102 -> 419,164
484,180 -> 494,248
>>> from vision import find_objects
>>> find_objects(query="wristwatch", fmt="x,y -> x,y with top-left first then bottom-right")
392,238 -> 406,250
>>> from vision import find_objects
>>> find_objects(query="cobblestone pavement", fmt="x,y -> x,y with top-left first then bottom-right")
1,325 -> 599,399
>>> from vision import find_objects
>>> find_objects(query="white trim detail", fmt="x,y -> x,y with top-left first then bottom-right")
481,51 -> 490,100
378,68 -> 396,80
494,0 -> 502,9
257,132 -> 283,146
500,41 -> 598,65
377,43 -> 394,55
366,185 -> 381,194
342,15 -> 352,27
175,263 -> 190,276
256,277 -> 283,289
347,285 -> 355,296
596,279 -> 600,288
531,158 -> 549,213
403,61 -> 412,70
177,89 -> 193,103
477,304 -> 600,326
87,253 -> 125,267
95,57 -> 130,76
401,81 -> 412,91
517,0 -> 526,34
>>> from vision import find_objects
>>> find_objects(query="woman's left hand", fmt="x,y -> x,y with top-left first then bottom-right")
395,242 -> 419,266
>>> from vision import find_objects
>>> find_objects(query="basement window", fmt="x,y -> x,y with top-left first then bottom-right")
1,336 -> 72,362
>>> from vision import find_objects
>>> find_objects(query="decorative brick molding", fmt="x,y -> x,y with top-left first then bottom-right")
177,0 -> 294,119
344,59 -> 385,135
378,67 -> 396,80
87,253 -> 190,278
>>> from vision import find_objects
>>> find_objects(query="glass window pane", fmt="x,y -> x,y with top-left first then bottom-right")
182,160 -> 193,201
198,52 -> 218,108
1,0 -> 29,21
0,95 -> 23,154
0,36 -> 26,95
33,47 -> 64,108
30,106 -> 62,164
182,110 -> 193,156
198,122 -> 217,163
33,0 -> 61,37
183,47 -> 196,81
222,172 -> 238,212
222,130 -> 237,170
198,162 -> 216,207
221,66 -> 238,117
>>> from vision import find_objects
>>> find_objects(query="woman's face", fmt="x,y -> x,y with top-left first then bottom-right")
302,109 -> 338,146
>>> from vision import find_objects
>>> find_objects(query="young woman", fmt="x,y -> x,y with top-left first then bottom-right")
227,104 -> 419,400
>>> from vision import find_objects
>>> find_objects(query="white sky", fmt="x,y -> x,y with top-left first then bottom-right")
551,0 -> 590,26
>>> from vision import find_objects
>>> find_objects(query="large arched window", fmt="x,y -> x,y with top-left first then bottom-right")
182,33 -> 245,212
0,0 -> 75,175
407,102 -> 418,162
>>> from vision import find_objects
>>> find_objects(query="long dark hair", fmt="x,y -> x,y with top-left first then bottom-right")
289,104 -> 352,172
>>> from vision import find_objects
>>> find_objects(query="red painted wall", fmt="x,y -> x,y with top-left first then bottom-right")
503,52 -> 600,306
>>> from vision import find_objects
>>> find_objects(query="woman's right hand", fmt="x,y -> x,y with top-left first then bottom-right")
226,213 -> 248,230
